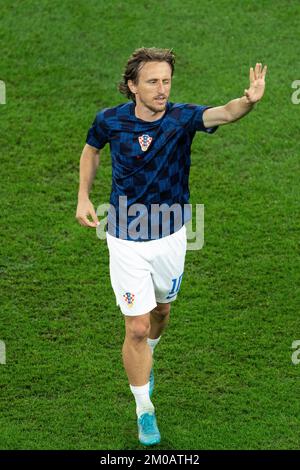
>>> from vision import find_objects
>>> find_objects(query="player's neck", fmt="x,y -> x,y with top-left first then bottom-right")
134,102 -> 166,122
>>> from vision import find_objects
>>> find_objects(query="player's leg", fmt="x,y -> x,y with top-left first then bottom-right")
106,233 -> 160,445
147,302 -> 171,398
123,312 -> 161,445
123,312 -> 152,387
149,302 -> 171,340
147,225 -> 187,397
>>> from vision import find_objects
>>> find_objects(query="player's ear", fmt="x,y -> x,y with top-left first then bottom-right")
128,79 -> 137,95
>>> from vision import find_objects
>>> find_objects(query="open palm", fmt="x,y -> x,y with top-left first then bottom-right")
244,63 -> 267,104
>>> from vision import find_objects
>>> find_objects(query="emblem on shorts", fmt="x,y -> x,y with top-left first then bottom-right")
123,292 -> 135,308
138,134 -> 152,152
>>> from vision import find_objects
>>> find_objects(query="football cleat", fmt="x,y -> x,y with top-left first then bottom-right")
138,412 -> 161,446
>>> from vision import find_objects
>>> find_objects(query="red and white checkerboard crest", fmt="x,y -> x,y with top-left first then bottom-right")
138,134 -> 153,152
123,292 -> 135,308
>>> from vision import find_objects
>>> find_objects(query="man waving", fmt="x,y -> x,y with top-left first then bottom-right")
76,48 -> 267,447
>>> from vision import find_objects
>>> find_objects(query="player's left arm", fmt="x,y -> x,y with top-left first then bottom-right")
203,63 -> 267,128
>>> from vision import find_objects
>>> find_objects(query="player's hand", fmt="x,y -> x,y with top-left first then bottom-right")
244,63 -> 267,104
75,196 -> 100,228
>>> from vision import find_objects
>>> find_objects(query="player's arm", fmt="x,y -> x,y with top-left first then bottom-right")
76,143 -> 101,228
203,63 -> 267,128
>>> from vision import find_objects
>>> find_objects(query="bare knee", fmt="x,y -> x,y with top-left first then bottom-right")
125,314 -> 151,342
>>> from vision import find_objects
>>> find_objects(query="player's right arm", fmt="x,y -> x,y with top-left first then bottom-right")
76,143 -> 101,228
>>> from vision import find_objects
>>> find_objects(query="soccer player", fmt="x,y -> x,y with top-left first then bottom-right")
76,48 -> 267,446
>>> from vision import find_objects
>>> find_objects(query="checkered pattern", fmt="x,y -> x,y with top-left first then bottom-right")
123,292 -> 135,307
86,101 -> 218,240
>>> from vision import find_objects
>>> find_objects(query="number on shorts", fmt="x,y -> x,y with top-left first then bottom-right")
166,273 -> 183,299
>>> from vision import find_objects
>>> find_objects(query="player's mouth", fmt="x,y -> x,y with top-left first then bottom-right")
154,96 -> 166,103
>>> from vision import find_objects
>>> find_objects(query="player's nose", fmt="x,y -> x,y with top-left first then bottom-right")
157,81 -> 165,94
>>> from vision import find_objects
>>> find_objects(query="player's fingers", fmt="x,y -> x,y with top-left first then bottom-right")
249,67 -> 254,83
259,63 -> 262,77
255,62 -> 260,80
82,217 -> 98,228
262,64 -> 267,79
89,207 -> 100,226
76,215 -> 97,228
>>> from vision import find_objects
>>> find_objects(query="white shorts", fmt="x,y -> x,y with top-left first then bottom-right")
106,225 -> 187,316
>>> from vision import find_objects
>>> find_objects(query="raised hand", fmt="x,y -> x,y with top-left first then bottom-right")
244,63 -> 267,104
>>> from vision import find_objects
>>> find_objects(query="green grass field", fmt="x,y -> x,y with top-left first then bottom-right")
1,0 -> 300,450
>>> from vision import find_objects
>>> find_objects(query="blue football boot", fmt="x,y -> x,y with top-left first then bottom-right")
138,412 -> 161,446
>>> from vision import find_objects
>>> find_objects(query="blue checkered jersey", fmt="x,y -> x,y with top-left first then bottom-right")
86,101 -> 218,240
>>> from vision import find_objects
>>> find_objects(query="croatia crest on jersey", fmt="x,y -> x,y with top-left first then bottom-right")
123,292 -> 135,308
138,134 -> 153,152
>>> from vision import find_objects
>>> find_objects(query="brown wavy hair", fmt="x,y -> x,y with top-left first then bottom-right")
118,47 -> 175,102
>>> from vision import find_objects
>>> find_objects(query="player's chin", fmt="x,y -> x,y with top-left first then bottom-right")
152,101 -> 167,111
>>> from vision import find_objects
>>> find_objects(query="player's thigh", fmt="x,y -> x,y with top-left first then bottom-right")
106,233 -> 157,316
152,225 -> 187,303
